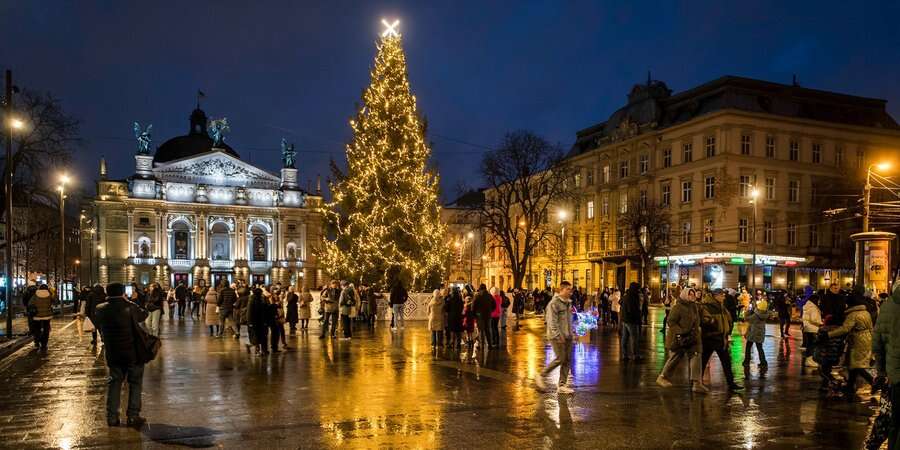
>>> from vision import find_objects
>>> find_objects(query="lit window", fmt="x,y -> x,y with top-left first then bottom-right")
586,200 -> 594,219
765,135 -> 776,158
789,180 -> 800,203
681,221 -> 691,245
619,192 -> 628,214
739,218 -> 749,243
705,136 -> 716,158
682,143 -> 693,163
602,165 -> 610,183
740,134 -> 751,155
740,175 -> 752,198
681,181 -> 692,203
703,218 -> 714,243
601,195 -> 609,217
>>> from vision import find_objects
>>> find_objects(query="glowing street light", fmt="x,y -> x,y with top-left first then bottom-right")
9,117 -> 24,130
864,161 -> 893,232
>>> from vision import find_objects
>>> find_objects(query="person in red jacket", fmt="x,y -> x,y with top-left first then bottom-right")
490,287 -> 502,348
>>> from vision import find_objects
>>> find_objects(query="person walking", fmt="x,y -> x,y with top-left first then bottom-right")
427,288 -> 446,348
775,290 -> 792,338
234,281 -> 250,339
802,294 -> 823,367
873,282 -> 900,448
824,294 -> 875,397
144,283 -> 163,337
204,285 -> 220,337
218,282 -> 237,338
656,286 -> 708,394
30,285 -> 54,350
272,293 -> 288,350
609,288 -> 621,328
490,287 -> 502,348
474,284 -> 495,351
446,287 -> 464,350
286,287 -> 299,335
822,283 -> 848,325
742,297 -> 770,370
319,280 -> 341,339
339,281 -> 357,340
700,289 -> 741,390
175,282 -> 187,319
389,279 -> 408,331
620,282 -> 643,361
512,288 -> 525,331
462,294 -> 477,357
661,287 -> 674,334
85,284 -> 106,346
247,288 -> 269,355
94,283 -> 148,428
499,290 -> 511,330
535,281 -> 574,394
298,287 -> 312,330
191,285 -> 203,320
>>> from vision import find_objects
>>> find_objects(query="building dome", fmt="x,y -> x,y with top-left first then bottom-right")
153,107 -> 239,164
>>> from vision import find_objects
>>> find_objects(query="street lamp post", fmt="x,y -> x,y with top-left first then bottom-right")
58,175 -> 69,308
4,70 -> 23,337
466,231 -> 474,287
750,188 -> 759,291
89,228 -> 95,286
864,162 -> 892,232
557,210 -> 568,285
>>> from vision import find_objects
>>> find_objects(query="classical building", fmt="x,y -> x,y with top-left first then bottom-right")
484,75 -> 900,294
82,106 -> 324,289
442,191 -> 487,286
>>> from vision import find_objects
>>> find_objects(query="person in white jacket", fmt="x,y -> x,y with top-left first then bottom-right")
802,294 -> 823,367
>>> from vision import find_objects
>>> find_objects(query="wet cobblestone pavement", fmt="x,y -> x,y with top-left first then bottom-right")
0,308 -> 877,449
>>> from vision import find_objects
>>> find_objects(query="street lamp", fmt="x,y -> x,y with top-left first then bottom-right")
58,174 -> 69,306
749,188 -> 759,291
557,210 -> 569,285
4,69 -> 24,336
519,219 -> 532,289
864,161 -> 892,232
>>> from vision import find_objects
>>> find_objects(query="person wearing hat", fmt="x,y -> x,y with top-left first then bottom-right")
824,291 -> 874,397
700,288 -> 741,390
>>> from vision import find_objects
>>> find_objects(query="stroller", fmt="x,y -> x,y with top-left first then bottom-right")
813,324 -> 848,397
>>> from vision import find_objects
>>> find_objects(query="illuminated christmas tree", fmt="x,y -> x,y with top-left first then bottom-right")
318,20 -> 447,287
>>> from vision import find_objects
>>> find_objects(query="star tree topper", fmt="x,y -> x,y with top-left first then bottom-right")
381,18 -> 400,37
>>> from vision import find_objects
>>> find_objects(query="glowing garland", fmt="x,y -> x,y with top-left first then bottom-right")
316,30 -> 448,286
573,311 -> 599,337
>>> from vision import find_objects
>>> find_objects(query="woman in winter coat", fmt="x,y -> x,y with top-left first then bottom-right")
298,287 -> 312,330
427,289 -> 447,347
490,287 -> 502,347
204,287 -> 220,336
445,287 -> 465,350
246,288 -> 268,355
462,294 -> 477,357
657,288 -> 707,393
609,288 -> 621,327
802,294 -> 823,367
286,287 -> 299,334
30,285 -> 54,350
826,295 -> 874,394
743,298 -> 770,369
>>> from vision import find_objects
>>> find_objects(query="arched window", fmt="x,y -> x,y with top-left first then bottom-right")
250,224 -> 267,261
209,222 -> 231,260
286,242 -> 297,260
137,235 -> 152,258
172,221 -> 191,259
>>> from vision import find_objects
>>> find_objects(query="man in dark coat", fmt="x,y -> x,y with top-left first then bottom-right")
821,283 -> 847,325
94,282 -> 149,428
85,284 -> 107,346
174,282 -> 187,318
473,284 -> 495,350
217,282 -> 238,337
620,282 -> 643,360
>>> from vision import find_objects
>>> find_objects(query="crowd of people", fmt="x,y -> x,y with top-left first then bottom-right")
17,272 -> 900,446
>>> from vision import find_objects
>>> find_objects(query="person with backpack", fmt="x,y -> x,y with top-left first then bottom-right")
30,285 -> 54,350
94,282 -> 149,428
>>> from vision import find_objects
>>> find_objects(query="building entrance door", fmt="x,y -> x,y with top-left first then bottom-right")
616,266 -> 626,292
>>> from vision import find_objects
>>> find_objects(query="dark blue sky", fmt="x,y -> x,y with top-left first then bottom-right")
2,1 -> 899,202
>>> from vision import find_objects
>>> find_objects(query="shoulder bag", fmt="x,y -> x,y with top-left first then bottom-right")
132,308 -> 161,364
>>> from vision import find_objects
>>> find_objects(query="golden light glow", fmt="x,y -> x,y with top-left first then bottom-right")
9,117 -> 24,130
557,210 -> 568,221
750,188 -> 759,199
875,162 -> 892,172
466,231 -> 474,239
381,18 -> 400,37
316,22 -> 447,286
59,173 -> 70,185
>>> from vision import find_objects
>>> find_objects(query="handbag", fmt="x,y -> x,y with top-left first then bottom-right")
674,331 -> 696,350
132,310 -> 161,364
83,317 -> 95,332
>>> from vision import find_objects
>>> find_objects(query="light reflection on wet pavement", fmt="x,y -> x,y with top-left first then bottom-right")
0,308 -> 876,449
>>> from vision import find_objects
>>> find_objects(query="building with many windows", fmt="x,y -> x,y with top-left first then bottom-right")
82,106 -> 324,289
484,76 -> 900,295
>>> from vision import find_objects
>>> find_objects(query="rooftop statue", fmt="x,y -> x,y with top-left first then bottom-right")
281,138 -> 296,168
207,118 -> 230,147
133,122 -> 153,155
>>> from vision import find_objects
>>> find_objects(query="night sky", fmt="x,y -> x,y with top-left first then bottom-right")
2,1 -> 899,202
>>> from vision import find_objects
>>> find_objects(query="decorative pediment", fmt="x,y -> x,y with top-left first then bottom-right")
153,151 -> 281,189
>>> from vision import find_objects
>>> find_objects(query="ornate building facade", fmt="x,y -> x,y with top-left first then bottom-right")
483,76 -> 900,295
82,107 -> 324,289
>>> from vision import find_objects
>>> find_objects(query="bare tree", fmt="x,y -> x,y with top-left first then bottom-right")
0,90 -> 80,250
469,130 -> 572,289
618,198 -> 671,286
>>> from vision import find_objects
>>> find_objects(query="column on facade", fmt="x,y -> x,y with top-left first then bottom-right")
154,211 -> 162,258
268,219 -> 275,262
126,210 -> 134,257
197,213 -> 206,259
236,216 -> 246,260
301,222 -> 308,261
